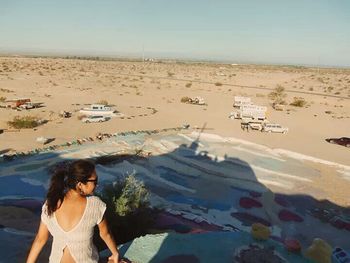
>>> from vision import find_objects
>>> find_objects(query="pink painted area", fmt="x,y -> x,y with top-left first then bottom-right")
239,197 -> 262,209
345,223 -> 350,232
331,218 -> 348,229
278,210 -> 303,222
284,238 -> 301,253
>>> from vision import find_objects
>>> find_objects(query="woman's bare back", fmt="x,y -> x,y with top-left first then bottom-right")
55,196 -> 87,263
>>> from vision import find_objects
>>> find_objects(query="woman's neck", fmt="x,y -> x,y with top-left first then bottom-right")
65,189 -> 84,200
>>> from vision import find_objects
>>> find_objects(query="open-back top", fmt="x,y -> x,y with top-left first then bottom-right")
41,196 -> 106,263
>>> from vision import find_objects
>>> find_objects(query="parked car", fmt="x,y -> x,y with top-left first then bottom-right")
18,102 -> 44,110
82,115 -> 110,123
248,122 -> 263,131
262,123 -> 288,133
325,137 -> 350,148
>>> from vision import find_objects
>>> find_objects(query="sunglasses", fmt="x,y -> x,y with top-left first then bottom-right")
85,178 -> 98,184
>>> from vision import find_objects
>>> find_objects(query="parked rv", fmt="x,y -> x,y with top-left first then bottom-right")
233,96 -> 252,108
230,105 -> 267,121
80,104 -> 115,116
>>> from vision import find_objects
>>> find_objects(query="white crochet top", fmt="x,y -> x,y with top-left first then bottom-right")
41,196 -> 106,263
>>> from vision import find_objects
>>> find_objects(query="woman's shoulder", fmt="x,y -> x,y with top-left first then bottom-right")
88,195 -> 106,207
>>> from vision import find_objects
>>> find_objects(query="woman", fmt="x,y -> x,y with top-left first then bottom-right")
26,160 -> 120,263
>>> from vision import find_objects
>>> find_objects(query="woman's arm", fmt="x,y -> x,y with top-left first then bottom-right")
98,217 -> 120,263
26,221 -> 49,263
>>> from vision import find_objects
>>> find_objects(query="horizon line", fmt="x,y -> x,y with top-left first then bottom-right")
0,50 -> 349,70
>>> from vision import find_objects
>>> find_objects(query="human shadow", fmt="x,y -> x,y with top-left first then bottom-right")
0,130 -> 349,262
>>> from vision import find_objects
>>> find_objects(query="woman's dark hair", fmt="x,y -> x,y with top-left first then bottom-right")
46,159 -> 95,216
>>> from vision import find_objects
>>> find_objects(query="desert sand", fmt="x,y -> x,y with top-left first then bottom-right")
0,56 -> 349,165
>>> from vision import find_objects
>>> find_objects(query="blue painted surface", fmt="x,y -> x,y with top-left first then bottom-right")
0,175 -> 46,198
166,194 -> 231,211
157,166 -> 191,188
0,230 -> 34,261
1,132 -> 349,262
119,232 -> 313,263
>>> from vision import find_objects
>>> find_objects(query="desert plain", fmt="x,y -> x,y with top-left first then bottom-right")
0,56 -> 349,165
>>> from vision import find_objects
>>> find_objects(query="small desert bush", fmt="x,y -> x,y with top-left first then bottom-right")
0,96 -> 6,102
290,97 -> 307,107
185,82 -> 192,88
181,96 -> 191,103
7,116 -> 41,129
167,72 -> 175,77
317,77 -> 325,83
215,82 -> 223,86
327,86 -> 334,92
0,88 -> 12,93
96,100 -> 108,106
268,85 -> 287,105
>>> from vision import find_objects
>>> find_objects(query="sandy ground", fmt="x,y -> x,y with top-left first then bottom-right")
0,57 -> 349,165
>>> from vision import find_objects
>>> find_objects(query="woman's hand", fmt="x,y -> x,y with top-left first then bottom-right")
108,254 -> 130,263
108,254 -> 119,263
108,255 -> 129,263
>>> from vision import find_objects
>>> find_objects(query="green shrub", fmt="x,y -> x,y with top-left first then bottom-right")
290,97 -> 307,107
98,174 -> 158,244
7,116 -> 41,129
112,175 -> 149,216
268,85 -> 287,105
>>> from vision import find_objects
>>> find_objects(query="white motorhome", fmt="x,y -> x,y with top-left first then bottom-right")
230,105 -> 267,121
233,96 -> 252,108
79,104 -> 115,116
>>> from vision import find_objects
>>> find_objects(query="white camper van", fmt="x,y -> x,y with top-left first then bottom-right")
233,96 -> 252,108
230,105 -> 267,121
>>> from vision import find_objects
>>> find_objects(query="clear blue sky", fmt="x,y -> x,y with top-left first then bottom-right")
0,0 -> 349,67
